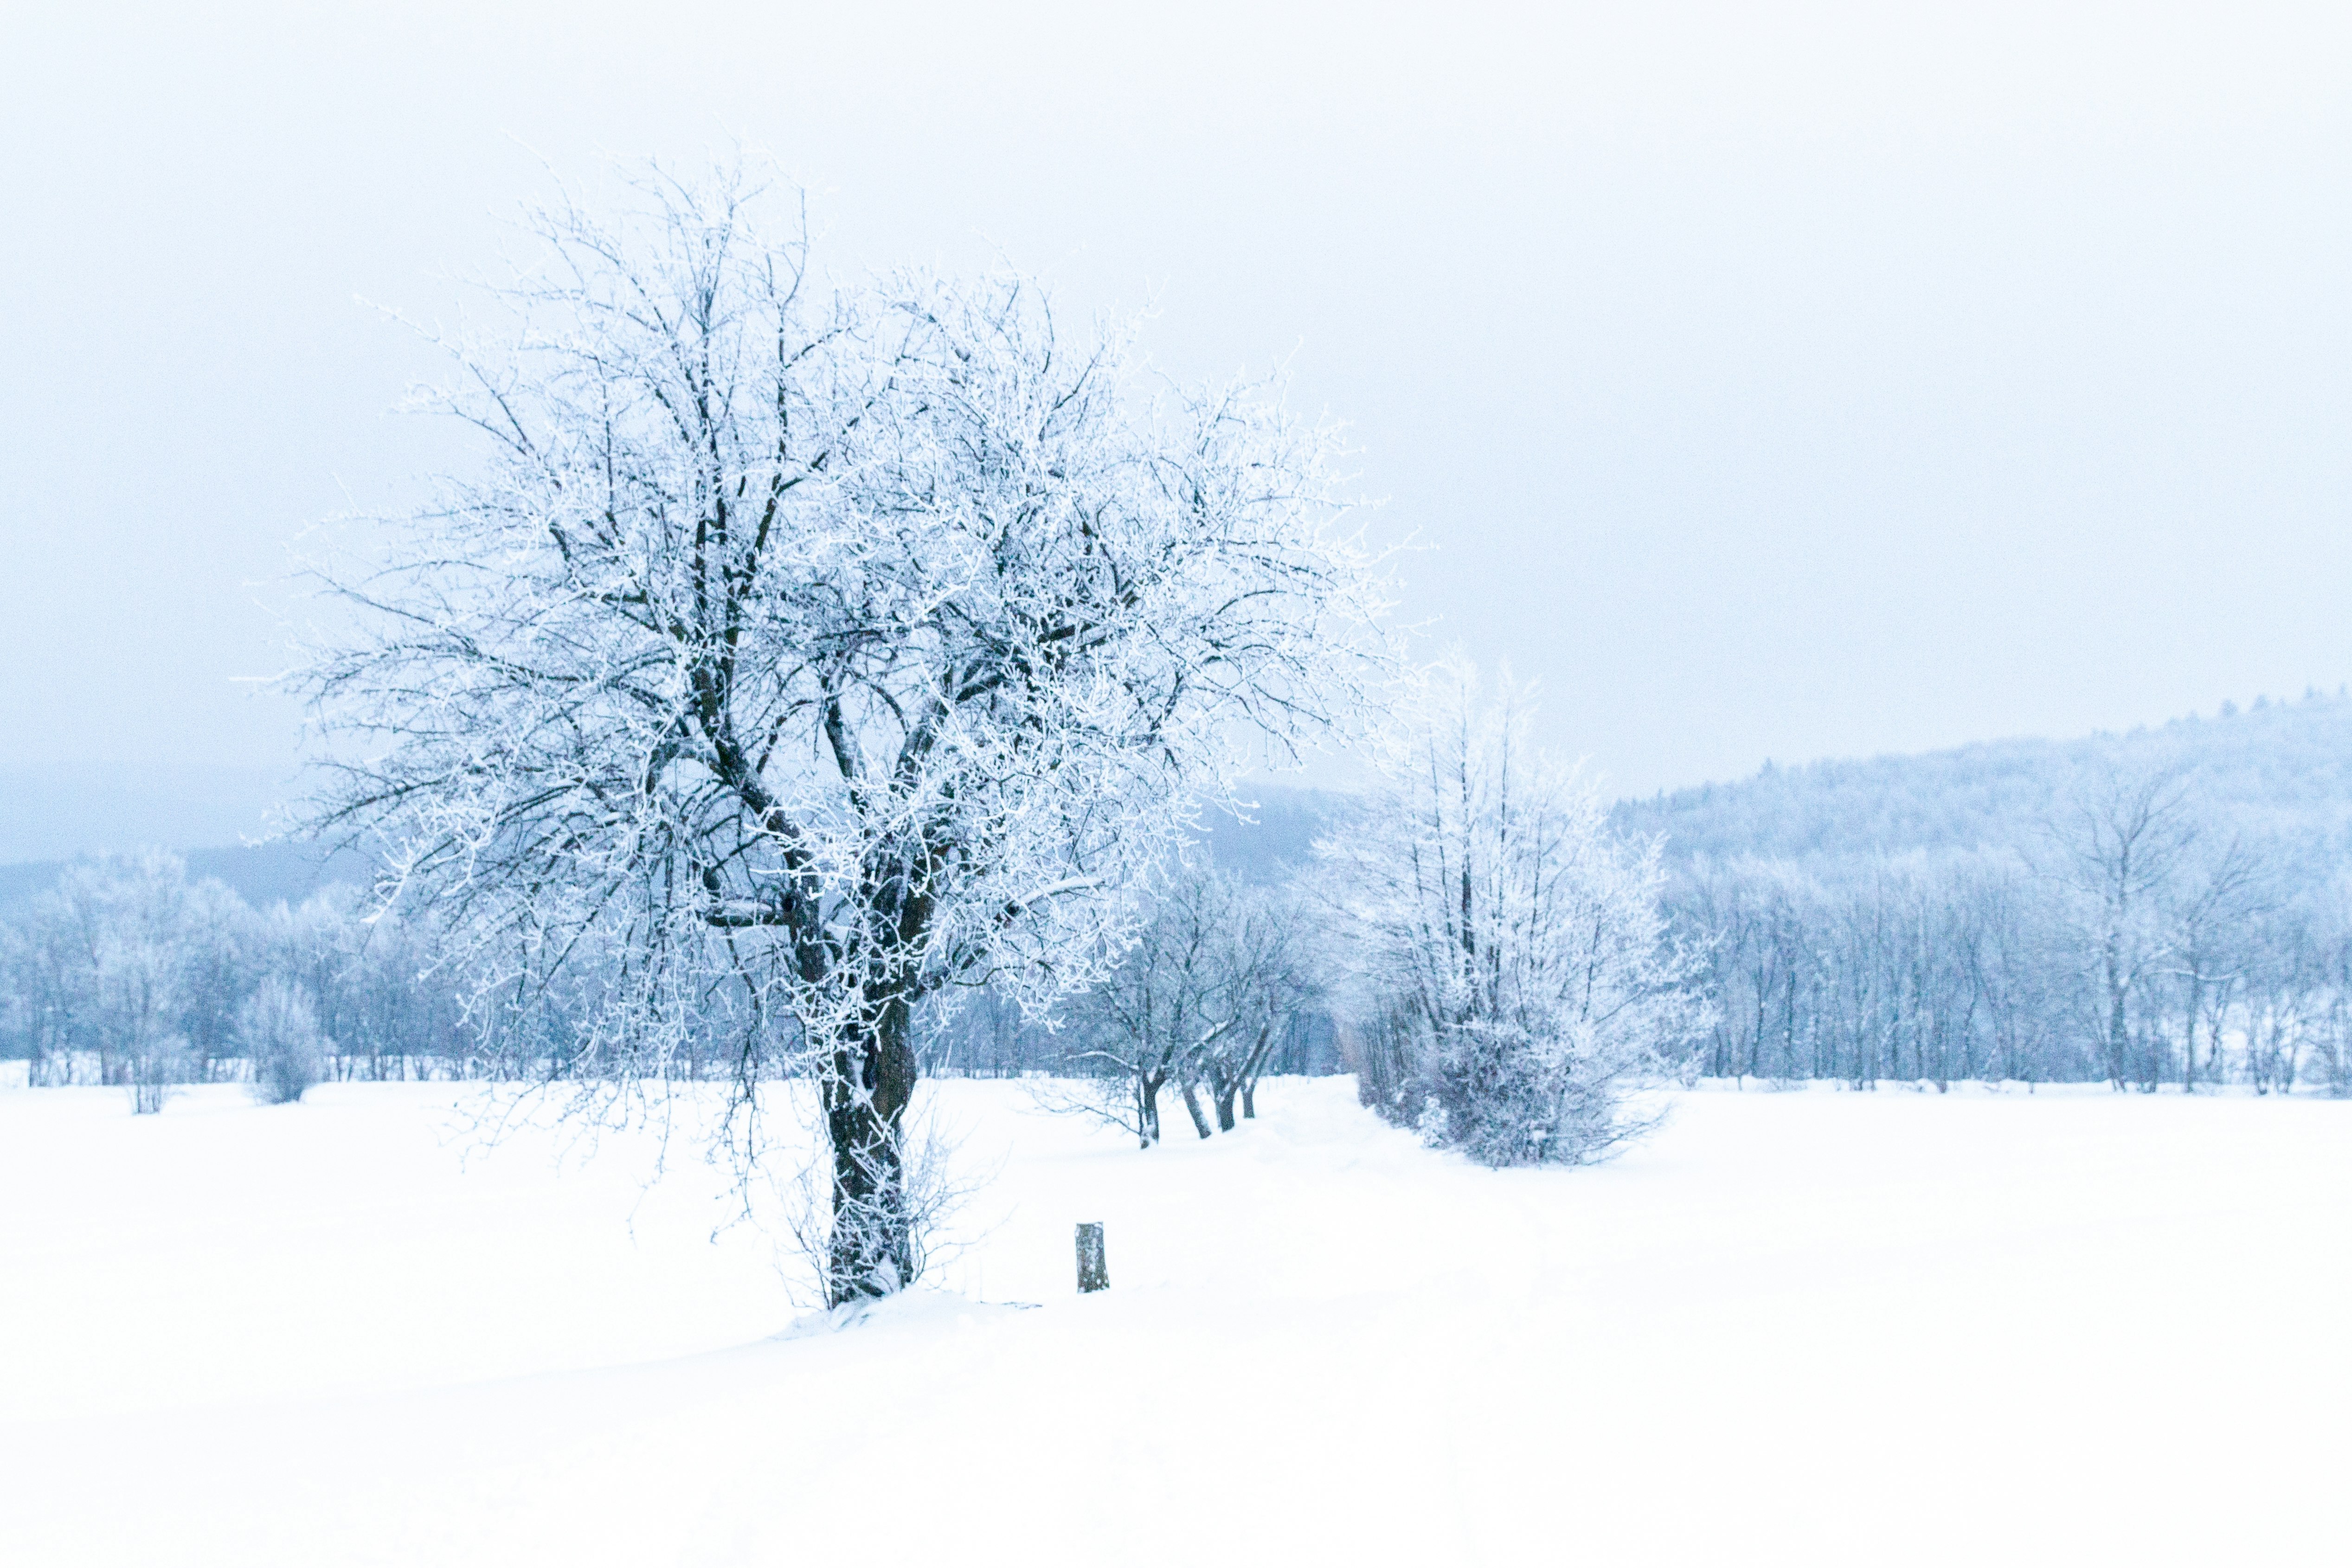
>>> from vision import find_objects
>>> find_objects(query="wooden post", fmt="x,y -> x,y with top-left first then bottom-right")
1075,1221 -> 1108,1293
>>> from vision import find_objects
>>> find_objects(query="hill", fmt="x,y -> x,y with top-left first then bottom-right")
0,842 -> 373,912
0,789 -> 1347,915
1613,688 -> 2352,868
0,762 -> 299,864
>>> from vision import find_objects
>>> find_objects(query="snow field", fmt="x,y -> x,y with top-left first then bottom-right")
2,1079 -> 2348,1565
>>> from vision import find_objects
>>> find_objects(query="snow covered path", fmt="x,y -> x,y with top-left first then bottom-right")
4,1080 -> 2348,1565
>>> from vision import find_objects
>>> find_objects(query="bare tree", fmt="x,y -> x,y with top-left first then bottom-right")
2242,909 -> 2317,1094
2164,836 -> 2266,1091
180,878 -> 258,1084
36,851 -> 199,1105
298,161 -> 1387,1303
109,935 -> 186,1115
2,890 -> 86,1086
1963,863 -> 2070,1088
2044,766 -> 2199,1090
1061,862 -> 1326,1142
1195,880 -> 1324,1128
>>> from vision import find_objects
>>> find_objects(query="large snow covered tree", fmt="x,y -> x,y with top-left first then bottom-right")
300,164 -> 1387,1302
1321,657 -> 1703,1165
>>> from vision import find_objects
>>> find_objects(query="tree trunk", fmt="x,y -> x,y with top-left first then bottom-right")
1179,1078 -> 1214,1139
1137,1073 -> 1163,1147
822,993 -> 920,1305
2183,973 -> 2203,1092
1213,1086 -> 1237,1131
1234,1024 -> 1280,1124
2108,988 -> 2129,1091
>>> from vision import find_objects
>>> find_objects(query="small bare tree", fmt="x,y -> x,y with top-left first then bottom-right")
75,858 -> 195,1113
2164,836 -> 2267,1091
115,953 -> 186,1116
1051,857 -> 1325,1144
300,161 -> 1388,1302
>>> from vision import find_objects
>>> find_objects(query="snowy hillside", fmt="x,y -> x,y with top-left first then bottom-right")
4,1079 -> 2346,1565
0,762 -> 296,864
1615,688 -> 2352,865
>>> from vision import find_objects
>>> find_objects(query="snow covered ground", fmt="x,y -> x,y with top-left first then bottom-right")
3,1077 -> 2348,1566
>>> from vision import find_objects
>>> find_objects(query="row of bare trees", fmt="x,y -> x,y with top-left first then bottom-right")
1039,867 -> 1325,1145
1673,769 -> 2352,1093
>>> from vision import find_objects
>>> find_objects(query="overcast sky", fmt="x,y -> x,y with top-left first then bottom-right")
6,1 -> 2351,805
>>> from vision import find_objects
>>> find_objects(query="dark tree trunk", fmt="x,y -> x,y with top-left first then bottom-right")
2183,973 -> 2203,1092
1179,1078 -> 1214,1139
1137,1072 -> 1164,1147
1213,1086 -> 1237,1131
822,993 -> 920,1305
1233,1023 -> 1279,1125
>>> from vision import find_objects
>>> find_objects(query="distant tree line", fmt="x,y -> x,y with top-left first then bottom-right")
1670,768 -> 2352,1094
19,761 -> 2347,1117
0,850 -> 472,1090
0,839 -> 1355,1104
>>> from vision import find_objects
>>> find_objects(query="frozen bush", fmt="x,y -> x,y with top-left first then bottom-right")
239,977 -> 328,1105
1322,656 -> 1708,1165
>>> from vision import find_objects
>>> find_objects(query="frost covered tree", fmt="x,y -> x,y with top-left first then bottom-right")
1195,877 -> 1322,1128
107,935 -> 187,1115
239,977 -> 328,1105
2161,836 -> 2266,1092
299,161 -> 1387,1303
1059,861 -> 1320,1144
1322,657 -> 1703,1165
1061,863 -> 1245,1146
30,850 -> 200,1105
2043,766 -> 2199,1090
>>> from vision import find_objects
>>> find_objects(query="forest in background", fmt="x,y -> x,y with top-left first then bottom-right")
0,807 -> 1343,1092
12,691 -> 2352,1096
1625,690 -> 2352,1091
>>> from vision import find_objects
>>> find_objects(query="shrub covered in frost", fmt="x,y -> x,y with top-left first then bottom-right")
1324,656 -> 1708,1165
239,977 -> 328,1105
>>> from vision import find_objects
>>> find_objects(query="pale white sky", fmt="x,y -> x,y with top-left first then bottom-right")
5,1 -> 2351,803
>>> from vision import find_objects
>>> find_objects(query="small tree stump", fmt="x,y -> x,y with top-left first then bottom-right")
1075,1222 -> 1109,1293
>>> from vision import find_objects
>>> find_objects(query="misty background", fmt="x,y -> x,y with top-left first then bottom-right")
5,1 -> 2352,861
